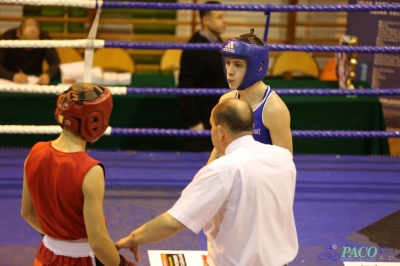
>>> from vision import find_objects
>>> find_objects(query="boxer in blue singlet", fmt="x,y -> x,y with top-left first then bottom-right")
233,87 -> 273,144
208,29 -> 292,163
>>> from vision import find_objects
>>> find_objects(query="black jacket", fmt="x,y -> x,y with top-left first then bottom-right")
0,28 -> 60,81
178,31 -> 228,129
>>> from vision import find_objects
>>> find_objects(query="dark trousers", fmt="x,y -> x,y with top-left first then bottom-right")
183,118 -> 213,152
183,136 -> 213,152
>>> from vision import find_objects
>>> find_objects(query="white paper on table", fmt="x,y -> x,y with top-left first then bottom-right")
102,71 -> 117,85
59,61 -> 85,83
116,72 -> 132,85
0,78 -> 15,84
27,76 -> 39,84
148,250 -> 207,266
75,67 -> 103,84
0,75 -> 39,85
60,61 -> 103,84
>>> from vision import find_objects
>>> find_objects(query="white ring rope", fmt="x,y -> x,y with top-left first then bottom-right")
0,125 -> 112,135
0,39 -> 105,49
0,85 -> 128,95
0,125 -> 62,134
0,0 -> 97,8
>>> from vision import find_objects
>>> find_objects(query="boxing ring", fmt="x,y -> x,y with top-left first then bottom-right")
1,1 -> 400,265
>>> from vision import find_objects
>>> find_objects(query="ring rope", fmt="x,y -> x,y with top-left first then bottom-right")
100,3 -> 400,12
123,88 -> 400,96
0,39 -> 104,49
0,40 -> 399,54
0,0 -> 398,12
0,85 -> 127,95
0,0 -> 96,8
109,128 -> 400,138
2,86 -> 400,96
105,42 -> 400,54
0,125 -> 399,139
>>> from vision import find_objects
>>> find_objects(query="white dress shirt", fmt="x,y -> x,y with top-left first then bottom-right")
168,135 -> 298,266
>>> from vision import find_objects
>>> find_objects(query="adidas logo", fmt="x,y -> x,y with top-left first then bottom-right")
223,42 -> 235,53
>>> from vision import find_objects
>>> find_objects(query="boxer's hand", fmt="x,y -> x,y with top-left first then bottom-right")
119,254 -> 136,266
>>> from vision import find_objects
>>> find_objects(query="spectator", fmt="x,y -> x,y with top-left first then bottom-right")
0,18 -> 60,85
178,1 -> 228,151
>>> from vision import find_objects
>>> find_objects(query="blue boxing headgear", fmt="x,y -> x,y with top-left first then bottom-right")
221,30 -> 269,90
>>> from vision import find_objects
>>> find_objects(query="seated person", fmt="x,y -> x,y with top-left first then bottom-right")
0,18 -> 60,85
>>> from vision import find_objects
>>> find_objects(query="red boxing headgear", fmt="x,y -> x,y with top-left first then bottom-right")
54,83 -> 113,144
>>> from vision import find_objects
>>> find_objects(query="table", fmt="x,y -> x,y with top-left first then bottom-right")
0,74 -> 389,155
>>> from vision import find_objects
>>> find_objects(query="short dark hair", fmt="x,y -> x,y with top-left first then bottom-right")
199,1 -> 222,20
213,99 -> 254,135
237,29 -> 265,46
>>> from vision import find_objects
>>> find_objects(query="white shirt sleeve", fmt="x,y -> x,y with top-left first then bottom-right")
167,166 -> 228,234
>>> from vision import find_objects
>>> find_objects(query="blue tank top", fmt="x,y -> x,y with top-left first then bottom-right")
234,86 -> 273,144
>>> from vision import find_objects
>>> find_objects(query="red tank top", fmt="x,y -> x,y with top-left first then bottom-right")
25,141 -> 103,240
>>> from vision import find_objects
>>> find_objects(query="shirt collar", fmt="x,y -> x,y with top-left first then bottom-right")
225,135 -> 254,155
199,29 -> 220,43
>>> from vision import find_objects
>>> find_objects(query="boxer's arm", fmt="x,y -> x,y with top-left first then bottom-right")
21,159 -> 44,234
264,93 -> 293,154
83,165 -> 121,266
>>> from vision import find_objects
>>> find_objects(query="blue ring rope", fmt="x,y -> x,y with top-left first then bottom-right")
110,128 -> 400,138
104,42 -> 400,54
124,88 -> 400,96
101,3 -> 400,12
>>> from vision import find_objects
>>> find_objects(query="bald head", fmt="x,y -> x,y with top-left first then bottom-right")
212,98 -> 254,137
18,19 -> 40,40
